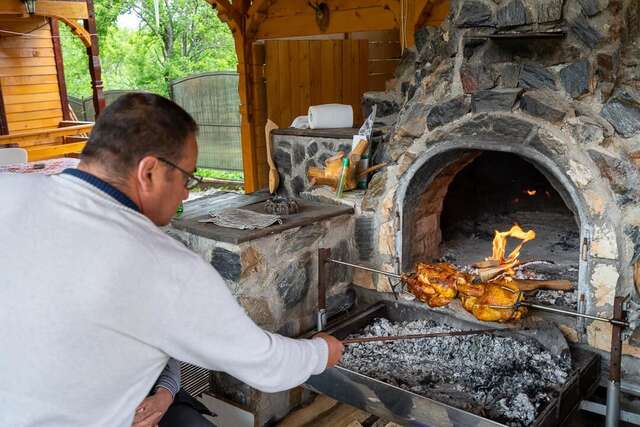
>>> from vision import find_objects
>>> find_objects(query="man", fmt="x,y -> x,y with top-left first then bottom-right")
0,93 -> 343,427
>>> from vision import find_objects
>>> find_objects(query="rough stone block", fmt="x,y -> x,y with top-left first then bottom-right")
591,224 -> 619,259
276,256 -> 311,309
456,0 -> 495,27
293,144 -> 306,165
355,216 -> 375,260
570,14 -> 603,49
596,48 -> 620,82
237,296 -> 275,329
492,62 -> 521,88
567,159 -> 594,188
601,86 -> 640,137
591,263 -> 619,307
588,148 -> 640,205
471,88 -> 522,112
520,89 -> 570,122
496,0 -> 531,28
426,96 -> 470,130
211,247 -> 241,281
460,63 -> 496,93
560,59 -> 591,98
537,0 -> 564,22
396,101 -> 429,138
578,0 -> 609,16
564,116 -> 604,145
519,63 -> 557,90
361,171 -> 387,211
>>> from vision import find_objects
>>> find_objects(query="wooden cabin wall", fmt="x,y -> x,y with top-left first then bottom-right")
352,30 -> 402,92
264,39 -> 369,130
0,17 -> 63,135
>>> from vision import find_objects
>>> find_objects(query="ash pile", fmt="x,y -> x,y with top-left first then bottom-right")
341,318 -> 572,426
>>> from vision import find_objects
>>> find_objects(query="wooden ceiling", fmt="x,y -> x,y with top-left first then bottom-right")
210,0 -> 449,46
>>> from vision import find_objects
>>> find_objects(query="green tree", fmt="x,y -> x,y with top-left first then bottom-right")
61,0 -> 237,98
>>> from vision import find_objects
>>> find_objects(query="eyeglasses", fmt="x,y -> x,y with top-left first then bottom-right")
158,157 -> 203,190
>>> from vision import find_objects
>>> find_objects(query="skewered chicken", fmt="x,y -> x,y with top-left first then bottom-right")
457,278 -> 526,322
405,262 -> 472,307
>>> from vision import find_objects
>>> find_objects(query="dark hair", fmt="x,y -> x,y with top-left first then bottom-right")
82,93 -> 198,178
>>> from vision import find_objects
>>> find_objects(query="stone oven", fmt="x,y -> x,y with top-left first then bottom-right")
353,0 -> 640,370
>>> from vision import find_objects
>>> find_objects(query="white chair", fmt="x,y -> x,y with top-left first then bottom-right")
0,148 -> 28,165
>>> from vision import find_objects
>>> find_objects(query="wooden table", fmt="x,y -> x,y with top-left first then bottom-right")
0,157 -> 79,175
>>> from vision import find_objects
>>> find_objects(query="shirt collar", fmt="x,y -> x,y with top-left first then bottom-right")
61,168 -> 141,213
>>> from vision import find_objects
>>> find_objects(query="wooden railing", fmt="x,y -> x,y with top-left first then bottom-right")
0,121 -> 93,161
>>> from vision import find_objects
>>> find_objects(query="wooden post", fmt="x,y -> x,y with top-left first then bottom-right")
50,18 -> 71,121
0,84 -> 8,136
235,35 -> 261,193
84,0 -> 105,117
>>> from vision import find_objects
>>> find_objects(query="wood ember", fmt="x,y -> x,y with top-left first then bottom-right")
341,318 -> 572,427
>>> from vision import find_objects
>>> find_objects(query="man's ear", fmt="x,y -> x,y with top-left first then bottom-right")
136,156 -> 160,193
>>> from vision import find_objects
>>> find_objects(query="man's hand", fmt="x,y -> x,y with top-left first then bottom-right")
315,333 -> 344,368
132,387 -> 174,427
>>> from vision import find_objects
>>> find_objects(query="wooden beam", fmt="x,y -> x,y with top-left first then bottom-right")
0,122 -> 93,146
58,17 -> 92,48
26,141 -> 86,161
254,2 -> 400,39
203,0 -> 242,32
84,0 -> 105,117
0,1 -> 88,20
50,18 -> 70,121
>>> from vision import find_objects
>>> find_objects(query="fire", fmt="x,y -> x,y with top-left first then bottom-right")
489,224 -> 536,265
526,189 -> 537,196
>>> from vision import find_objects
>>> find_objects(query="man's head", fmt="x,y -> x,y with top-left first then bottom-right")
80,93 -> 198,226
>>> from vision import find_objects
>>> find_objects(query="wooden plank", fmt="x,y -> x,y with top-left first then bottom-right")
319,41 -> 334,104
0,55 -> 56,68
0,122 -> 93,146
368,58 -> 400,74
299,40 -> 311,118
368,42 -> 401,59
0,37 -> 53,49
265,41 -> 279,123
1,74 -> 58,86
0,80 -> 8,134
0,47 -> 55,58
8,116 -> 61,132
3,91 -> 60,105
333,40 -> 342,102
6,108 -> 61,121
357,39 -> 369,123
26,141 -> 86,161
288,41 -> 302,122
0,1 -> 88,20
368,73 -> 391,91
277,40 -> 291,129
1,83 -> 59,95
309,41 -> 322,106
4,100 -> 61,113
0,66 -> 58,76
277,395 -> 340,427
350,30 -> 400,41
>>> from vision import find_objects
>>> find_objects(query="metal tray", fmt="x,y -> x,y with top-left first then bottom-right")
303,301 -> 599,427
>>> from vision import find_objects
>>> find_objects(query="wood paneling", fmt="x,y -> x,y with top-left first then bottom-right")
0,1 -> 88,20
265,39 -> 369,129
0,18 -> 63,136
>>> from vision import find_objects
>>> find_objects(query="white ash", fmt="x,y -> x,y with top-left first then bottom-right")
341,318 -> 572,427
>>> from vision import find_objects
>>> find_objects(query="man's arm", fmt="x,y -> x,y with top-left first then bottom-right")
153,358 -> 181,397
151,253 -> 343,393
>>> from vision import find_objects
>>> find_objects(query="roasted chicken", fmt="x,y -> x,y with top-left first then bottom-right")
405,262 -> 472,307
457,278 -> 526,322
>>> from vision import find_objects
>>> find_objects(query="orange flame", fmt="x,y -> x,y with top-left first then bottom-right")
526,189 -> 537,196
488,224 -> 536,264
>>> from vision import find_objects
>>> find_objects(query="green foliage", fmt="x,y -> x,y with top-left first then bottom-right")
61,0 -> 237,98
196,168 -> 244,181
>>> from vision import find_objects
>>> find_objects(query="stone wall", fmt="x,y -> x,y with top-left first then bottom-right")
167,213 -> 354,425
359,0 -> 640,359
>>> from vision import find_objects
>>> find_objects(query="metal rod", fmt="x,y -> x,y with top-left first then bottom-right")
317,248 -> 330,332
343,328 -> 503,345
520,302 -> 629,327
327,258 -> 403,280
606,296 -> 626,427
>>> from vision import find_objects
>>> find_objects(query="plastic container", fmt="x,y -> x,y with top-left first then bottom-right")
335,157 -> 350,198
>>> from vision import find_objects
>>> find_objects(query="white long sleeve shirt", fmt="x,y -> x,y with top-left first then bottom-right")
0,171 -> 328,427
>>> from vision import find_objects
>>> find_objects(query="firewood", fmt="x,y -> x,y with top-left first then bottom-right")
307,138 -> 369,191
476,259 -> 520,282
